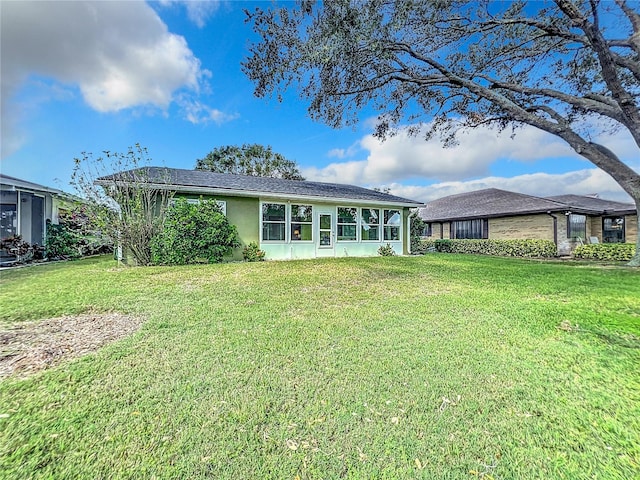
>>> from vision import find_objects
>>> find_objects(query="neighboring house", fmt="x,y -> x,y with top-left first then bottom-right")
97,167 -> 423,261
416,188 -> 637,255
0,174 -> 73,246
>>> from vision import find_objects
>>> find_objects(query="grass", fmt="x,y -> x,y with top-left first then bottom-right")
0,254 -> 639,479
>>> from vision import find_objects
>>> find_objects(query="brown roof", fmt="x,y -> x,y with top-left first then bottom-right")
416,188 -> 623,222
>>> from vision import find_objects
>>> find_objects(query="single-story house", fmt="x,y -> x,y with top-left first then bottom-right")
0,174 -> 72,246
416,188 -> 637,255
97,167 -> 423,261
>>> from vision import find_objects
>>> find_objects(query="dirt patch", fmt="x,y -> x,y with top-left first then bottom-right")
0,313 -> 143,380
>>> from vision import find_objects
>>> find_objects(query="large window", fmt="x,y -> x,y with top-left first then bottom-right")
291,205 -> 313,241
337,207 -> 357,241
567,214 -> 586,240
383,209 -> 401,241
262,203 -> 286,241
603,216 -> 625,243
361,208 -> 380,241
452,219 -> 487,239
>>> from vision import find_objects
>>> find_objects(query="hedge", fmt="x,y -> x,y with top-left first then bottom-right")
573,243 -> 636,261
416,238 -> 557,258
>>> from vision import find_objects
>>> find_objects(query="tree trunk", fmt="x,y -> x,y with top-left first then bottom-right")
629,195 -> 640,267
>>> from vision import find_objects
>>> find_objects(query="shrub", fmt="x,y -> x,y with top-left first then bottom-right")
45,222 -> 81,259
378,243 -> 397,256
423,239 -> 557,257
573,243 -> 635,261
243,242 -> 266,262
151,198 -> 239,265
409,212 -> 426,253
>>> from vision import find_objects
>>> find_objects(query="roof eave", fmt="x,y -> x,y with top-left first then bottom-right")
94,180 -> 422,208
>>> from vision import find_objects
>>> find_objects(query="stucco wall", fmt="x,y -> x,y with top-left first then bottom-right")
489,214 -> 554,241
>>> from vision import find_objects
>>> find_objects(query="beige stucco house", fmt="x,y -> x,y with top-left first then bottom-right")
417,188 -> 637,256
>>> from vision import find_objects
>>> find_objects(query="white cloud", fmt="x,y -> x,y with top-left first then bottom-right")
158,0 -> 223,28
0,0 -> 231,158
386,168 -> 633,204
305,123 -> 581,185
180,98 -> 239,125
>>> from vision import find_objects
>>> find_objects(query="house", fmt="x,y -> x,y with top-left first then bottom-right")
97,167 -> 423,261
0,174 -> 73,246
416,188 -> 637,255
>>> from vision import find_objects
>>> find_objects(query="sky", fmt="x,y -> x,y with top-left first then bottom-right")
1,0 -> 638,204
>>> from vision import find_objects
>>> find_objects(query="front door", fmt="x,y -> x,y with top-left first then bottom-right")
317,212 -> 334,257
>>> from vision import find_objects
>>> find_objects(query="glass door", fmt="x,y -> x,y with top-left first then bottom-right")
319,213 -> 333,248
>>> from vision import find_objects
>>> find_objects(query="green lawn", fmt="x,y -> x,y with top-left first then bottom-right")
1,255 -> 639,479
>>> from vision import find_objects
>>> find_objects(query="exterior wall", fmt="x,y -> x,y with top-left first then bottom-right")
442,222 -> 451,239
259,200 -> 406,260
626,214 -> 638,244
171,194 -> 411,261
174,194 -> 259,261
590,217 -> 602,241
488,214 -> 554,241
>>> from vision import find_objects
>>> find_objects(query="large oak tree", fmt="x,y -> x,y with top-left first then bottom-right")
196,144 -> 305,180
243,0 -> 640,264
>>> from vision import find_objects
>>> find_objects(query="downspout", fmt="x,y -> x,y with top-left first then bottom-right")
547,211 -> 558,250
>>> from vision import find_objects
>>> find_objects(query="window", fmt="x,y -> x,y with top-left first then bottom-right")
337,207 -> 357,241
567,214 -> 586,240
383,209 -> 401,241
262,203 -> 286,241
451,219 -> 487,239
603,216 -> 625,243
421,223 -> 432,237
361,208 -> 380,241
291,205 -> 313,241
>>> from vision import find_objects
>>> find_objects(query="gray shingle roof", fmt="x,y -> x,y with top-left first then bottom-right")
418,188 -> 584,222
98,167 -> 422,205
418,188 -> 637,222
546,194 -> 636,214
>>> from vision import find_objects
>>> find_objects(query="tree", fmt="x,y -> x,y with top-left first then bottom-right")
71,144 -> 173,266
196,144 -> 305,180
243,0 -> 640,265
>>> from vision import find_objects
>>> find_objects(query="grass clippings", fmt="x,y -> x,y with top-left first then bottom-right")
0,313 -> 143,379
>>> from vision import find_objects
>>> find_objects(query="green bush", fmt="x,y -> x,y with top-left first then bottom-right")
573,243 -> 636,261
243,242 -> 266,262
45,223 -> 81,259
378,243 -> 397,256
418,238 -> 557,258
151,198 -> 239,265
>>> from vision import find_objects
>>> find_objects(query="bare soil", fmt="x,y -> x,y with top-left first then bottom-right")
0,313 -> 143,379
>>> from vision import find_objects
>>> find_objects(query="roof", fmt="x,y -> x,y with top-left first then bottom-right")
0,174 -> 70,197
546,194 -> 636,215
417,188 -> 575,222
97,167 -> 423,206
418,188 -> 637,222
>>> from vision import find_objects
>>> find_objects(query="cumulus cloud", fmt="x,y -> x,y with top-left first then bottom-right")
308,123 -> 579,185
387,168 -> 633,204
0,1 -> 233,158
158,0 -> 223,28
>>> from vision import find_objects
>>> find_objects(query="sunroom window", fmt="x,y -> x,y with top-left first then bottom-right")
291,205 -> 313,241
262,203 -> 286,241
383,209 -> 401,241
361,208 -> 380,241
337,207 -> 357,241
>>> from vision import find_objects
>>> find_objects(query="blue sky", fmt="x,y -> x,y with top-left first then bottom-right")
1,0 -> 637,203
